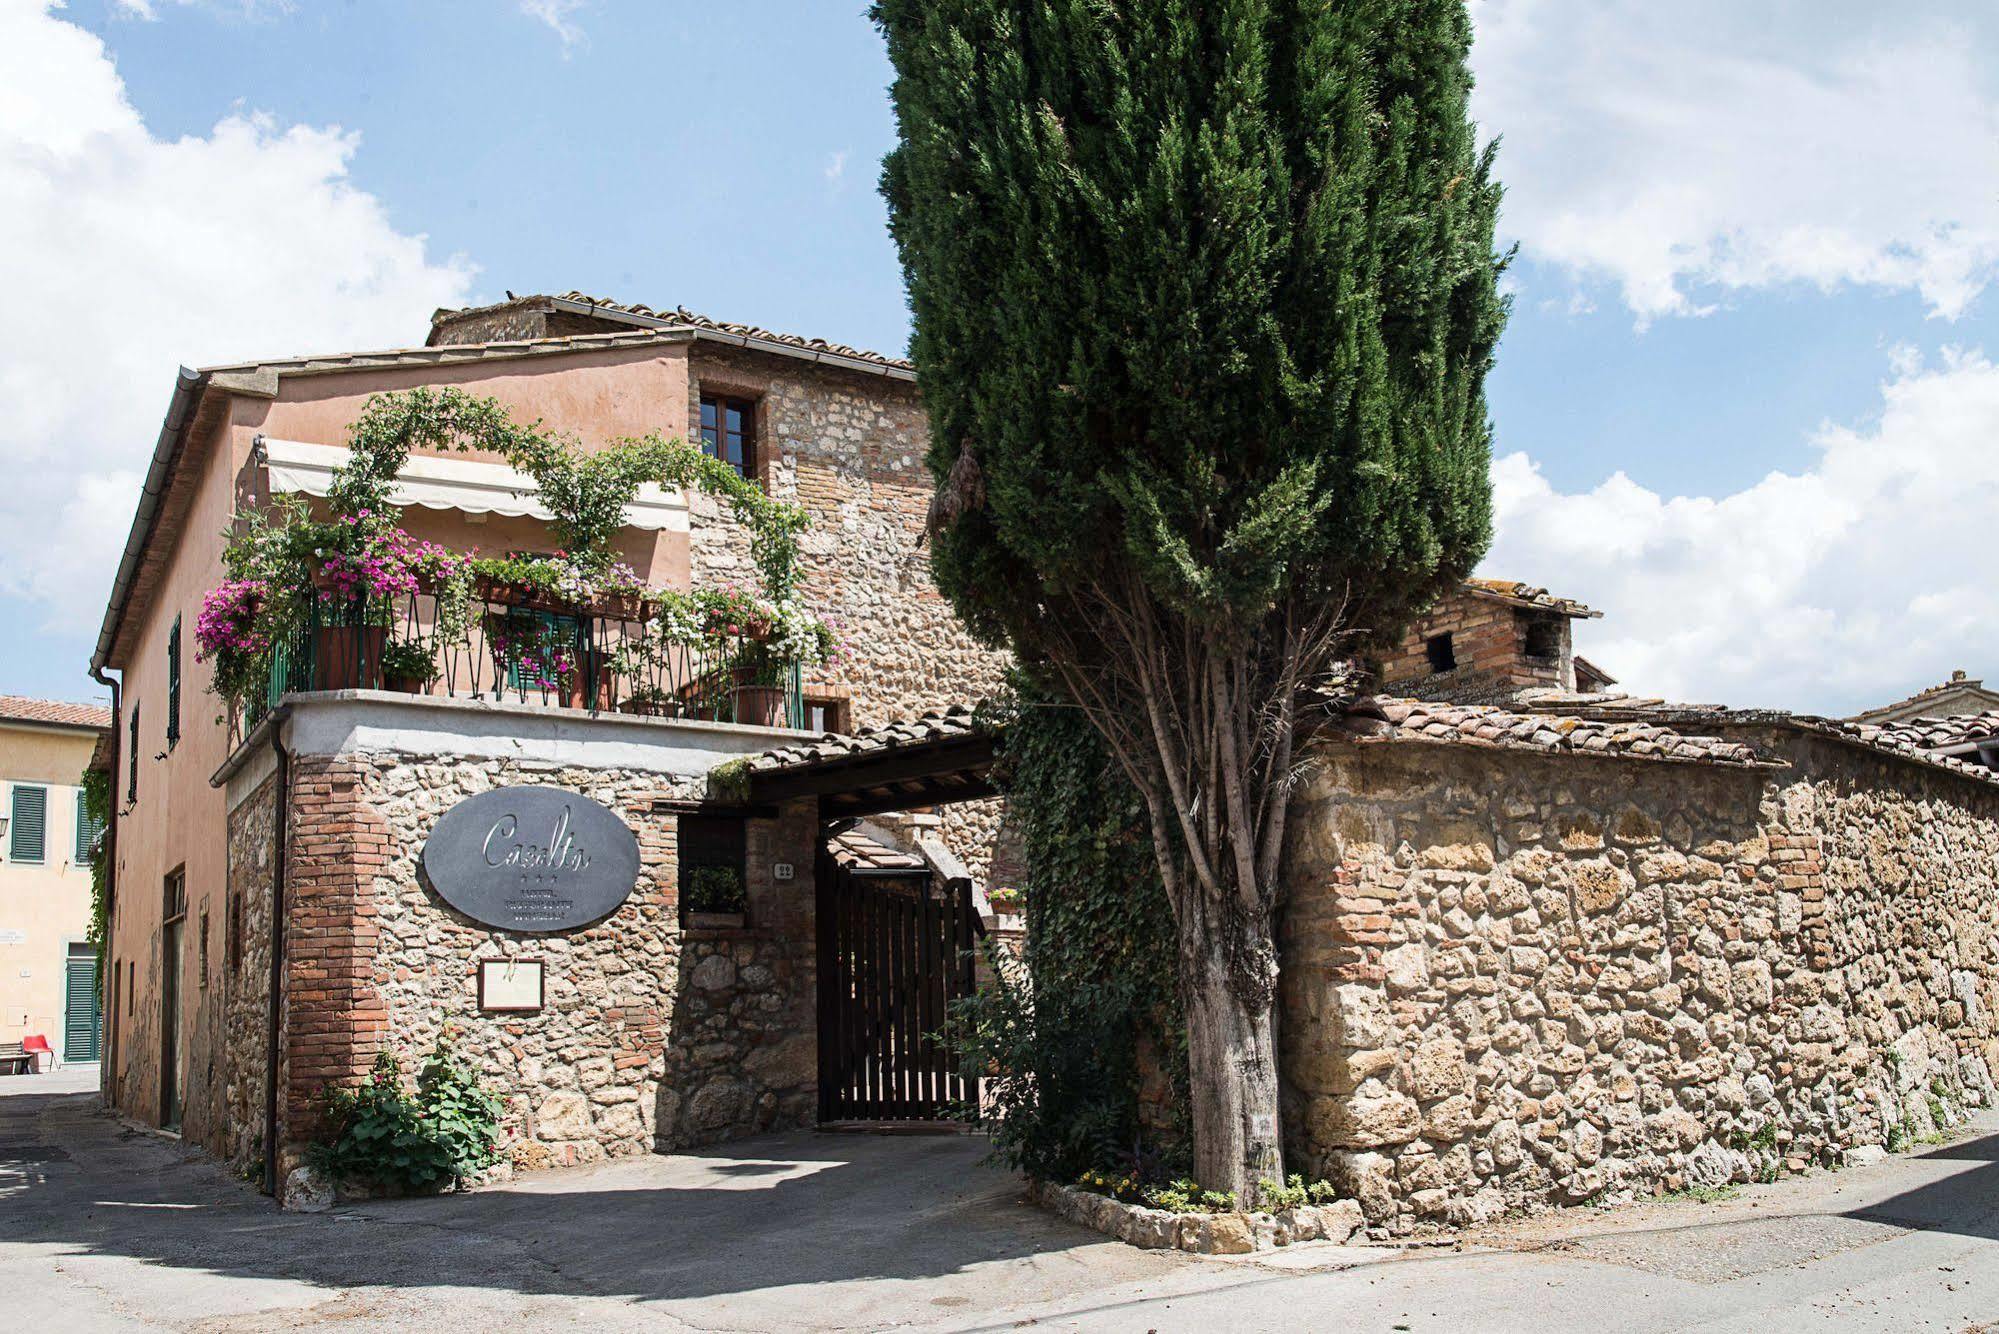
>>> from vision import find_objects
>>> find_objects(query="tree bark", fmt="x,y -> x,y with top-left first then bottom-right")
1177,890 -> 1284,1201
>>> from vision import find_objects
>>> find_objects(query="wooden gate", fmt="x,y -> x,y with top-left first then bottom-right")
816,853 -> 983,1122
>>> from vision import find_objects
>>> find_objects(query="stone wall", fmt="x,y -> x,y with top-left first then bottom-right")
1281,734 -> 1999,1229
684,346 -> 1010,880
253,750 -> 822,1177
219,773 -> 276,1170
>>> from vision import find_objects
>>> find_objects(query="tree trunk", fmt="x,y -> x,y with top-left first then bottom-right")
1179,905 -> 1284,1202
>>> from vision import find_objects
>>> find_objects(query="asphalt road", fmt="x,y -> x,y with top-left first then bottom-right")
3,1075 -> 1996,1332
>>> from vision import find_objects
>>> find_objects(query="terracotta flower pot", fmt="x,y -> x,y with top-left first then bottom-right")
314,623 -> 387,691
731,684 -> 788,728
384,673 -> 428,696
560,662 -> 617,712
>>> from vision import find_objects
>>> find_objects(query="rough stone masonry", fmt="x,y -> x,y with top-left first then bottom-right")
1279,699 -> 1999,1230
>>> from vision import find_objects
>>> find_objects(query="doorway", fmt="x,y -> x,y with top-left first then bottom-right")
63,943 -> 101,1063
815,851 -> 983,1123
162,869 -> 186,1130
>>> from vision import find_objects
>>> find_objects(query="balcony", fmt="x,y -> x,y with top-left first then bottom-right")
244,582 -> 808,737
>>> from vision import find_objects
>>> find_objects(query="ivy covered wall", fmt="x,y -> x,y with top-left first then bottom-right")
961,686 -> 1186,1180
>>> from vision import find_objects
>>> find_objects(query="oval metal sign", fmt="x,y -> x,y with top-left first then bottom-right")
421,786 -> 640,933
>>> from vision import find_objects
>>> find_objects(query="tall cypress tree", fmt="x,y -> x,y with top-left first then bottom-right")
876,0 -> 1507,1198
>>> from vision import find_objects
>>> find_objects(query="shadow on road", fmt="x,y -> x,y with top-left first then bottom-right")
0,1087 -> 1119,1310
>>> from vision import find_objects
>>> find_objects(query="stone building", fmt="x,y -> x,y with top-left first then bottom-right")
1853,669 -> 1999,727
90,293 -> 1004,1188
89,287 -> 1999,1234
1375,578 -> 1602,703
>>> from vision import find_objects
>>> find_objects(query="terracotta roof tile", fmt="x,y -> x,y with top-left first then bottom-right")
1460,578 -> 1601,619
828,829 -> 928,872
750,704 -> 983,773
548,292 -> 914,373
0,695 -> 111,731
1515,693 -> 1999,789
1338,696 -> 1773,768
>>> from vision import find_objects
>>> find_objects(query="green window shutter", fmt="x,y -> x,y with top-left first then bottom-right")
167,615 -> 182,746
75,788 -> 102,865
11,785 -> 47,863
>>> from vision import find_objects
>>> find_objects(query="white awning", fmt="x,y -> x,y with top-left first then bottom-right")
256,437 -> 689,533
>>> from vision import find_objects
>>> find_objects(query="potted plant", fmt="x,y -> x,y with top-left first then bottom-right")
618,683 -> 675,718
683,865 -> 747,929
988,885 -> 1024,916
380,637 -> 437,694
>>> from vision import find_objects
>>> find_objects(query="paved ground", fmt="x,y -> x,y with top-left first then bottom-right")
4,1077 -> 1997,1332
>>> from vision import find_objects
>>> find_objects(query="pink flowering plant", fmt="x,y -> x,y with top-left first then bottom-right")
489,616 -> 578,693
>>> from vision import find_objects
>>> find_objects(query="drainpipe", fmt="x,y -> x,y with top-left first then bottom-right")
89,665 -> 120,1101
261,709 -> 292,1198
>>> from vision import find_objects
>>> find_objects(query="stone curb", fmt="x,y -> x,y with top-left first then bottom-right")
1029,1180 -> 1364,1254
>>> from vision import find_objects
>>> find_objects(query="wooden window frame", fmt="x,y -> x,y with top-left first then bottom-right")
9,784 -> 47,864
127,704 -> 140,805
698,393 -> 758,482
166,614 -> 182,749
802,694 -> 853,735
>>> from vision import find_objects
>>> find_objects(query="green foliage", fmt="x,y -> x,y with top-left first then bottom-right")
875,0 -> 1508,651
80,765 -> 111,990
309,1039 -> 503,1192
199,389 -> 826,712
707,757 -> 752,804
685,865 -> 746,915
948,683 -> 1186,1182
1255,1174 -> 1344,1210
380,637 -> 438,685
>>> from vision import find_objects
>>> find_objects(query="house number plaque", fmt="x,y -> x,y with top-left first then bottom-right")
422,786 -> 640,932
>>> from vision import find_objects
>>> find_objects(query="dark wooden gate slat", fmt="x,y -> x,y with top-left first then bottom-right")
917,883 -> 936,1110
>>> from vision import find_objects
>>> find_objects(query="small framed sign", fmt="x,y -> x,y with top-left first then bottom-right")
476,957 -> 545,1013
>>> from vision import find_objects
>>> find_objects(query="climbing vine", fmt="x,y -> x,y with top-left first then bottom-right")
952,680 -> 1188,1182
81,764 -> 111,991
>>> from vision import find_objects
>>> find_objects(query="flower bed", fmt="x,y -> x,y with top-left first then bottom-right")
1030,1179 -> 1363,1253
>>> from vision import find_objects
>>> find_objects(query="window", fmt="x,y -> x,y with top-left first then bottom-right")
228,891 -> 244,973
1425,632 -> 1457,674
698,394 -> 756,479
9,786 -> 47,863
127,704 -> 140,804
75,789 -> 104,865
198,905 -> 210,990
164,867 -> 187,923
802,694 -> 852,735
678,813 -> 747,921
166,615 -> 182,749
1524,616 -> 1563,662
127,961 -> 134,1016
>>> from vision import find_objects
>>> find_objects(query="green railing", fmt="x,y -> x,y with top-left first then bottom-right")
247,586 -> 808,730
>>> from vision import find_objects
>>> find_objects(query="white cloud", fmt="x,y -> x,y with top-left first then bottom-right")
1469,1 -> 1999,321
824,150 -> 849,185
520,0 -> 587,52
1484,348 -> 1999,714
0,2 -> 474,642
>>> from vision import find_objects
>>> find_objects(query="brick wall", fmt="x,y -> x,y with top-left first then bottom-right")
281,756 -> 389,1158
1377,587 -> 1571,702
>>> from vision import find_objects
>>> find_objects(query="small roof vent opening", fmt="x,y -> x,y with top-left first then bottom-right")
1425,632 -> 1456,674
1524,616 -> 1564,662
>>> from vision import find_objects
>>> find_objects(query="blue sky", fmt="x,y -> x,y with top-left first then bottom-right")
3,0 -> 1997,714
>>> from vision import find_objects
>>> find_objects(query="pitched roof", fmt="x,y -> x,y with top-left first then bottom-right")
1514,693 -> 1999,790
1850,673 -> 1999,725
1868,710 -> 1999,755
1336,696 -> 1773,768
828,828 -> 929,872
1460,578 -> 1601,619
430,292 -> 917,379
749,704 -> 985,774
0,695 -> 111,732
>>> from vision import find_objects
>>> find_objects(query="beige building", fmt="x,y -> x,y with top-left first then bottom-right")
0,696 -> 109,1065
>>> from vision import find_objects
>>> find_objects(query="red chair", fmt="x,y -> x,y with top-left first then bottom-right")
20,1034 -> 52,1073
